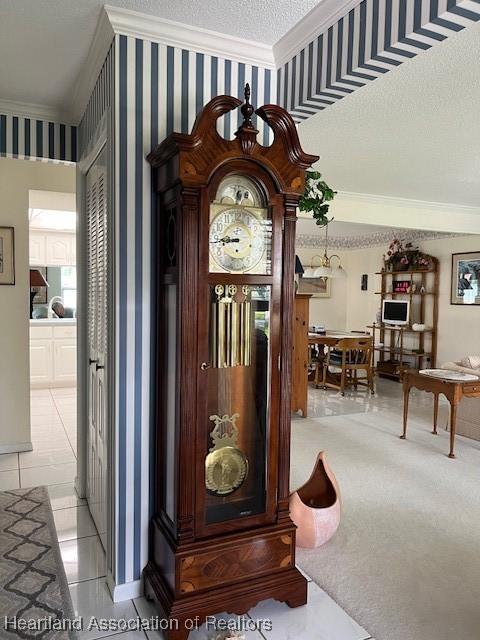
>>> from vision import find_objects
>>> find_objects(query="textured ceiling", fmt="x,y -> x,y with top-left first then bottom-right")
298,20 -> 480,208
0,0 -> 318,112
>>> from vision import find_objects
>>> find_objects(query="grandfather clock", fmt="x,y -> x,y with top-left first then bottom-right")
145,86 -> 318,639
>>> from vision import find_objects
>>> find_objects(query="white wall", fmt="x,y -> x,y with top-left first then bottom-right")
0,158 -> 75,452
297,235 -> 480,365
296,247 -> 348,330
342,235 -> 480,365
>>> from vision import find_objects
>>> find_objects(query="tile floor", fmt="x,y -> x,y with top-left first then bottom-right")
0,385 -> 380,639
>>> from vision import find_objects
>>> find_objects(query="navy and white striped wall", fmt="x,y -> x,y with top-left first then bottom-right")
0,114 -> 76,162
78,45 -> 115,160
278,0 -> 480,121
114,33 -> 276,587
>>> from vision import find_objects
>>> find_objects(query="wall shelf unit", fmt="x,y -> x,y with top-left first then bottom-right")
369,261 -> 439,381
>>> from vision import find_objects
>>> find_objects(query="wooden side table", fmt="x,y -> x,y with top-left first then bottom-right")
401,370 -> 480,458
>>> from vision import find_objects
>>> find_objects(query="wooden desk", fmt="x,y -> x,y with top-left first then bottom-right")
308,332 -> 360,347
401,369 -> 480,458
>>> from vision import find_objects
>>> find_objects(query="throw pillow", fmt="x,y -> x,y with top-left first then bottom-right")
461,355 -> 480,369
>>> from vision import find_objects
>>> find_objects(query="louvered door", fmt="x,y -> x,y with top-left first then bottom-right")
86,145 -> 108,547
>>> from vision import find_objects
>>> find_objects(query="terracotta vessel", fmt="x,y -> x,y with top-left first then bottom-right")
289,452 -> 341,548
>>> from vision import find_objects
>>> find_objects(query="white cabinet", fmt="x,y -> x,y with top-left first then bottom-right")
29,231 -> 75,266
53,339 -> 77,383
30,323 -> 77,388
46,235 -> 71,265
29,232 -> 46,265
30,340 -> 53,385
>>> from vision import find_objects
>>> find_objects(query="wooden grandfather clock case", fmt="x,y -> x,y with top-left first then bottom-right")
145,86 -> 318,639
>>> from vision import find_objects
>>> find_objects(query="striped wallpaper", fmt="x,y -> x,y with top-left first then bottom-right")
74,3 -> 480,594
0,113 -> 76,162
114,33 -> 276,586
278,0 -> 480,121
78,45 -> 115,160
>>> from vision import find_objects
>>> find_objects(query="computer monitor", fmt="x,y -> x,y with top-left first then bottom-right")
381,299 -> 410,326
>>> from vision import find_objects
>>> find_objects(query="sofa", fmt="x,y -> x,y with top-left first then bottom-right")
442,359 -> 480,441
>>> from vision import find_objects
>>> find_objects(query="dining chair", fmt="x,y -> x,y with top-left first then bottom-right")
319,336 -> 375,396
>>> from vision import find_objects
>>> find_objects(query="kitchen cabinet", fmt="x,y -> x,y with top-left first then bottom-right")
29,231 -> 75,266
30,322 -> 76,388
29,233 -> 47,265
30,339 -> 53,385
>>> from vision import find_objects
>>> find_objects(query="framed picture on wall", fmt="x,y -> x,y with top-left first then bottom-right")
451,252 -> 480,305
0,227 -> 15,285
298,275 -> 331,298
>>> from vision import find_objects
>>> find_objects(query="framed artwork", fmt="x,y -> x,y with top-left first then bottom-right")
31,266 -> 48,304
0,227 -> 15,285
451,252 -> 480,305
361,274 -> 368,291
298,275 -> 331,298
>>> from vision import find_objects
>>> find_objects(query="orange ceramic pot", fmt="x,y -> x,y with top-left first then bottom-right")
289,452 -> 341,548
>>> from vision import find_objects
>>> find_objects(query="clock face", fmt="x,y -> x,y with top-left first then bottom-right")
209,174 -> 271,274
209,207 -> 267,273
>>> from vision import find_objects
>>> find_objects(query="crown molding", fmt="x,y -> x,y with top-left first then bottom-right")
273,0 -> 360,67
296,229 -> 461,250
0,98 -> 73,125
104,5 -> 275,69
69,8 -> 115,124
335,190 -> 480,215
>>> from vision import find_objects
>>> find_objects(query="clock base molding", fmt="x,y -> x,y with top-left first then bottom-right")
144,557 -> 307,640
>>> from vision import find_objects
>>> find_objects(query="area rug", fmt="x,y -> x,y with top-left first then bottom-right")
0,487 -> 76,639
291,409 -> 480,640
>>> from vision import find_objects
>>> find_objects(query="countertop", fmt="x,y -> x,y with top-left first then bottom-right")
30,318 -> 77,326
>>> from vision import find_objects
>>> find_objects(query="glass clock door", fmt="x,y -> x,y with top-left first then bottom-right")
202,174 -> 274,527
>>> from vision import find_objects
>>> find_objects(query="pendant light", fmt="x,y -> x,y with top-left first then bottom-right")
304,224 -> 347,279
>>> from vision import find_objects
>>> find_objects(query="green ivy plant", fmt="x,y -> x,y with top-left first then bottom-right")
299,171 -> 337,227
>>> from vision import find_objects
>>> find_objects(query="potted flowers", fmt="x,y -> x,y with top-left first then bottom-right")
384,239 -> 433,272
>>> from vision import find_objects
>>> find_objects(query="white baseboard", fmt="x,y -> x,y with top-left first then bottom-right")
0,442 -> 33,454
106,572 -> 143,602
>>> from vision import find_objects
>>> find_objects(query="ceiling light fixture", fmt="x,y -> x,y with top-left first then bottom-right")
302,224 -> 347,279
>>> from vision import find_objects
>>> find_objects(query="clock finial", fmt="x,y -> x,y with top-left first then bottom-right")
240,83 -> 255,127
236,83 -> 258,153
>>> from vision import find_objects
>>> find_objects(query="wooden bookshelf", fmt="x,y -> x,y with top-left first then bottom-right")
369,259 -> 439,381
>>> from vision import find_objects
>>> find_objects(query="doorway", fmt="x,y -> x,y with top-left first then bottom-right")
28,191 -> 80,492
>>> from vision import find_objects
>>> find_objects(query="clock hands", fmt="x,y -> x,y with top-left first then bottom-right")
211,235 -> 241,245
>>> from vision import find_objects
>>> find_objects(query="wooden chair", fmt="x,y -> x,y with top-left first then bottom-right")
319,336 -> 375,396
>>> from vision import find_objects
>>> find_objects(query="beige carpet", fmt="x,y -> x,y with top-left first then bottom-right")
291,408 -> 480,640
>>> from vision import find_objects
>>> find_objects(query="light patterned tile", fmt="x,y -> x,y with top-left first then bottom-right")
247,582 -> 370,640
31,437 -> 72,452
70,578 -> 138,640
60,535 -> 105,584
0,469 -> 20,490
20,462 -> 76,488
0,453 -> 18,471
20,448 -> 76,469
134,596 -> 263,640
54,505 -> 97,542
48,483 -> 86,510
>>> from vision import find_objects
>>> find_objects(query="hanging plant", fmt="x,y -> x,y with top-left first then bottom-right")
299,171 -> 337,227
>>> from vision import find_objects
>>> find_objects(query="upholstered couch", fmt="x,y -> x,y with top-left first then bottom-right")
442,360 -> 480,441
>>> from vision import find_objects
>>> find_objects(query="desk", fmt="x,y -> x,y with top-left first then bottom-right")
401,369 -> 480,458
308,332 -> 361,347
